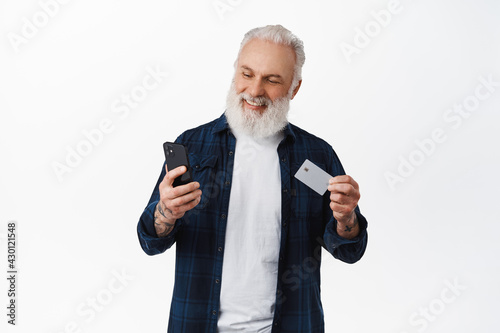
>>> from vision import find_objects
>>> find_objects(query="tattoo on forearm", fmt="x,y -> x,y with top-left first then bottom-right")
156,223 -> 175,237
341,213 -> 359,233
154,215 -> 175,237
154,204 -> 175,237
157,202 -> 170,218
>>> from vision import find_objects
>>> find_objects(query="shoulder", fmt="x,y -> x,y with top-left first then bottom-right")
288,122 -> 345,175
176,116 -> 224,143
289,122 -> 335,153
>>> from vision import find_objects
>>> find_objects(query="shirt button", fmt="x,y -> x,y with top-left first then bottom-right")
221,214 -> 226,219
225,181 -> 230,186
228,151 -> 233,156
212,310 -> 217,315
283,188 -> 288,193
283,222 -> 287,227
215,279 -> 220,284
281,157 -> 286,162
218,247 -> 223,252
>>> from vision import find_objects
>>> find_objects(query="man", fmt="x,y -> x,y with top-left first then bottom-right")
137,25 -> 368,333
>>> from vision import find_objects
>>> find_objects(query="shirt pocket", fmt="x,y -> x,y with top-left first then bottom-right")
189,153 -> 219,210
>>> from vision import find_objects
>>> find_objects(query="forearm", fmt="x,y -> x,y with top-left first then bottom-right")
154,201 -> 177,237
137,200 -> 178,255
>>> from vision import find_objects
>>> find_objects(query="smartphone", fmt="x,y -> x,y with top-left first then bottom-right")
163,142 -> 193,187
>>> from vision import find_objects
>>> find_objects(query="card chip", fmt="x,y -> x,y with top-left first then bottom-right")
294,159 -> 333,196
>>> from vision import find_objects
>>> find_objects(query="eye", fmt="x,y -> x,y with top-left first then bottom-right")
268,78 -> 280,84
242,72 -> 252,78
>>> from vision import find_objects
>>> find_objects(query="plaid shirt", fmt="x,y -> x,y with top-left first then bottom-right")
137,113 -> 368,333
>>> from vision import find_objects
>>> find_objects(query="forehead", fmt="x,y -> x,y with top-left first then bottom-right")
237,38 -> 296,81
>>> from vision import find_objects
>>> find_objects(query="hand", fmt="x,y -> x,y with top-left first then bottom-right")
328,175 -> 360,237
154,165 -> 202,237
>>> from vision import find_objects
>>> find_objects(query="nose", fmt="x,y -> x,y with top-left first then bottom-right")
247,78 -> 265,97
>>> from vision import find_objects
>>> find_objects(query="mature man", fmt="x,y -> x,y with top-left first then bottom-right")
137,25 -> 368,333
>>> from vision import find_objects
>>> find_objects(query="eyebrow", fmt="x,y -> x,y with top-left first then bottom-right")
240,66 -> 284,80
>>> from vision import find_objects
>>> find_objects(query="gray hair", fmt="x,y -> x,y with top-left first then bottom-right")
236,25 -> 305,94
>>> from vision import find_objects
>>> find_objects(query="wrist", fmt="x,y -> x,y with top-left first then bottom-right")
155,202 -> 176,225
336,212 -> 358,232
154,203 -> 176,237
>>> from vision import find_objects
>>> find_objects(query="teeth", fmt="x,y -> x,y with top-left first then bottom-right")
245,99 -> 264,107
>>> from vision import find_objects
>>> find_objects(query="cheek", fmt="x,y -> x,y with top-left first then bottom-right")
234,78 -> 246,94
268,88 -> 288,101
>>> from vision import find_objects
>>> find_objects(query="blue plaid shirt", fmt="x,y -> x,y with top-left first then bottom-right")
137,114 -> 368,333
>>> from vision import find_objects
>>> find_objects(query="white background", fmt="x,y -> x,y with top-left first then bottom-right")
1,0 -> 499,332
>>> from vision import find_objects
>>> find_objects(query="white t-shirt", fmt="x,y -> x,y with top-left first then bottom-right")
217,129 -> 284,332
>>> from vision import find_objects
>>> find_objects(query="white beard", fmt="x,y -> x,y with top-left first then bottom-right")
224,81 -> 291,139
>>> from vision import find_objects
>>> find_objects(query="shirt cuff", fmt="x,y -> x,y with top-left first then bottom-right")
323,209 -> 368,264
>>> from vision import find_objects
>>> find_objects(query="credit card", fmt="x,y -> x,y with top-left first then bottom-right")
294,159 -> 333,195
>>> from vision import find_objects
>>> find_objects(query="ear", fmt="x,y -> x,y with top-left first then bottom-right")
290,80 -> 302,100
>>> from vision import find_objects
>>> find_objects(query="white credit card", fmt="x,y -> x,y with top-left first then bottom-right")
294,159 -> 333,195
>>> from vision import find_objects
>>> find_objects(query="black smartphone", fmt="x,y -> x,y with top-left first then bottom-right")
163,142 -> 193,187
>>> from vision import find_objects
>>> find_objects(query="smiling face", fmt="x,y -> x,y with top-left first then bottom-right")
225,38 -> 303,139
234,38 -> 301,113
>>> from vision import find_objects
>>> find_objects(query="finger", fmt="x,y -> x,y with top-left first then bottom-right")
330,201 -> 354,217
329,175 -> 359,189
169,191 -> 202,216
330,193 -> 358,212
182,194 -> 202,211
170,189 -> 202,208
165,166 -> 188,185
330,192 -> 348,205
160,165 -> 186,188
167,181 -> 200,200
328,183 -> 356,196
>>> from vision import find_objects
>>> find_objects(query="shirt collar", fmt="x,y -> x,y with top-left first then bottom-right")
212,112 -> 297,143
211,113 -> 230,134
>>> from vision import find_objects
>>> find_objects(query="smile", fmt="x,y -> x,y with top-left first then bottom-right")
243,99 -> 267,107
